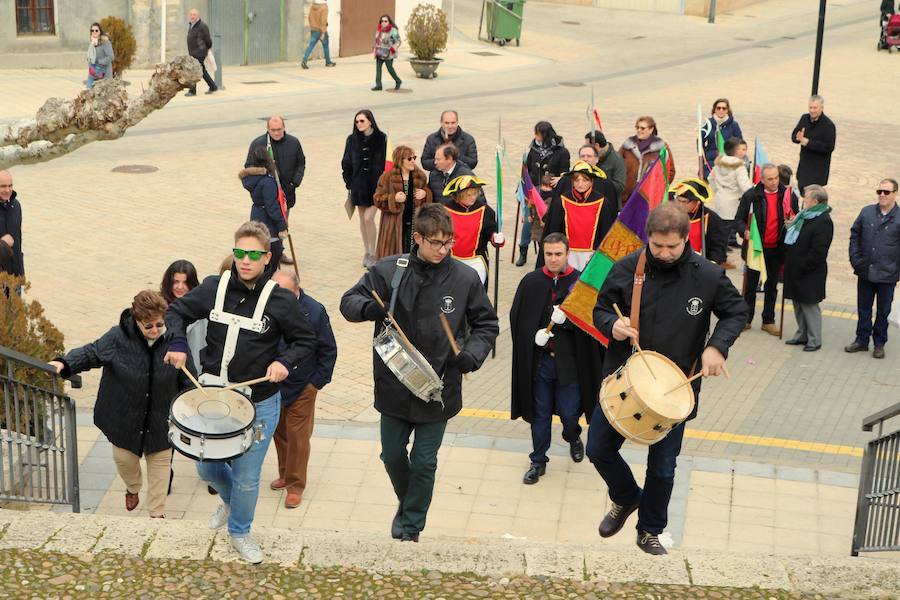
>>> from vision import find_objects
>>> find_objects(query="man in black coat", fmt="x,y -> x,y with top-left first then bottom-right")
510,233 -> 602,485
586,204 -> 747,555
164,221 -> 317,564
734,164 -> 799,334
245,116 -> 306,210
421,110 -> 478,172
341,203 -> 499,543
783,185 -> 834,352
845,178 -> 900,359
791,95 -> 836,193
185,8 -> 217,96
0,169 -> 24,278
427,143 -> 476,203
670,178 -> 729,267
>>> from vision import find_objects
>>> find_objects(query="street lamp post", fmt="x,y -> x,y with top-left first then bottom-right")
708,0 -> 716,24
811,0 -> 827,95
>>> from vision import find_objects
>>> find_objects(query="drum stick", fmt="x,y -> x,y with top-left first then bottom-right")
221,376 -> 271,392
371,289 -> 413,345
663,372 -> 704,395
180,365 -> 211,400
438,313 -> 468,381
611,303 -> 656,379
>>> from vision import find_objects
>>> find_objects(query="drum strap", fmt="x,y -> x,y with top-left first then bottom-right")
388,255 -> 410,316
629,250 -> 648,338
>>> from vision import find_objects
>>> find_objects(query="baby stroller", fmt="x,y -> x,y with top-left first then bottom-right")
879,13 -> 900,52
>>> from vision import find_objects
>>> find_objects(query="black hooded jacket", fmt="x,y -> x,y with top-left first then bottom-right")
340,248 -> 499,423
165,267 -> 317,401
57,309 -> 193,456
592,246 -> 747,418
244,133 -> 306,209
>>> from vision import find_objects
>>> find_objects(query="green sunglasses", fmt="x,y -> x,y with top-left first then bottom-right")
232,248 -> 268,261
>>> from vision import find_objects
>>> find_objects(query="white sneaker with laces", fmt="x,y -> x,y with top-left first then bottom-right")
209,504 -> 229,530
230,535 -> 264,564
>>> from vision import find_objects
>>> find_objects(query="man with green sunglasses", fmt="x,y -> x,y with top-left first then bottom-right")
164,220 -> 317,564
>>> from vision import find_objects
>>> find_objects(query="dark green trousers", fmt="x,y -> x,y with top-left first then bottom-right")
379,414 -> 447,535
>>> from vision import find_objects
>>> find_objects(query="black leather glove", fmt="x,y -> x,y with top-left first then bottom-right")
453,350 -> 478,374
364,301 -> 387,322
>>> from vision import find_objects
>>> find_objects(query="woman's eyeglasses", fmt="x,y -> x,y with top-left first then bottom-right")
714,105 -> 728,111
405,156 -> 417,161
636,125 -> 650,131
91,28 -> 100,32
355,119 -> 368,124
139,321 -> 165,331
232,248 -> 267,261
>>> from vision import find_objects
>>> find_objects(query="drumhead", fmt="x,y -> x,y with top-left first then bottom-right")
627,351 -> 694,420
170,387 -> 256,438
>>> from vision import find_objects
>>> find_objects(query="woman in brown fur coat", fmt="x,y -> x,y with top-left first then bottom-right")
373,145 -> 433,259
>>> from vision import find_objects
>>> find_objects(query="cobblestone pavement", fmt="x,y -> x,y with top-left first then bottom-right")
0,548 -> 831,600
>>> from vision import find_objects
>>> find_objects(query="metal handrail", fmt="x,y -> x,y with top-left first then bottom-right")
862,401 -> 900,432
0,346 -> 82,389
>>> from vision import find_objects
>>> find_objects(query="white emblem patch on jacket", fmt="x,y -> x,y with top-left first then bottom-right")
440,296 -> 456,314
686,297 -> 703,316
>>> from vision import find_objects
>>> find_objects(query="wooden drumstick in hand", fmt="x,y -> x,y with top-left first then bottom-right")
612,303 -> 656,379
372,289 -> 413,347
438,313 -> 468,381
180,365 -> 211,400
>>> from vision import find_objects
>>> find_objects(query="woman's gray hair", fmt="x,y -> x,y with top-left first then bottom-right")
804,184 -> 828,205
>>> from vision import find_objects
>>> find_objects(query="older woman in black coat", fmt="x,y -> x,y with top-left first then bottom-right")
783,185 -> 834,351
342,109 -> 387,268
50,291 -> 192,517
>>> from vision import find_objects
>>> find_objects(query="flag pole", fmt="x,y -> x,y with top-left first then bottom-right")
492,117 -> 503,358
267,134 -> 300,279
511,202 -> 520,264
697,103 -> 705,179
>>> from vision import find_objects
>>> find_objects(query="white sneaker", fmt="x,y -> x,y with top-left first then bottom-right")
230,535 -> 264,564
209,503 -> 229,530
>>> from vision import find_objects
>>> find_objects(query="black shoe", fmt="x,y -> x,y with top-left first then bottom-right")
515,245 -> 528,267
301,61 -> 309,69
326,62 -> 336,67
205,87 -> 217,94
844,341 -> 868,353
371,86 -> 383,91
394,81 -> 402,90
636,530 -> 668,555
874,346 -> 885,359
569,438 -> 584,463
207,485 -> 218,495
167,467 -> 174,495
522,463 -> 545,485
400,532 -> 419,542
184,91 -> 197,97
599,501 -> 639,538
391,506 -> 403,540
803,344 -> 821,352
784,337 -> 807,346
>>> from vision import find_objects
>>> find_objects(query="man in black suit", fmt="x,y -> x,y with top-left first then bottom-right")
427,144 -> 475,203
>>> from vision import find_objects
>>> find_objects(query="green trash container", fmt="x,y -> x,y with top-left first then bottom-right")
487,0 -> 525,46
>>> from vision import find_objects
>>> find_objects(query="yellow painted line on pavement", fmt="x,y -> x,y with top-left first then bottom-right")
755,300 -> 855,321
457,408 -> 864,458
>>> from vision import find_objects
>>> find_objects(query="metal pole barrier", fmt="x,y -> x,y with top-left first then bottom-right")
811,0 -> 827,95
708,0 -> 716,24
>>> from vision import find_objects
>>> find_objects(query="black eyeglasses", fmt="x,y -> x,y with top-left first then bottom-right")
405,156 -> 417,161
91,28 -> 100,32
355,119 -> 368,124
876,189 -> 895,195
139,321 -> 165,331
714,105 -> 728,111
423,236 -> 455,251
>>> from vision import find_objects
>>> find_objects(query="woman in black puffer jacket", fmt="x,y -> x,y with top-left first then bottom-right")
50,291 -> 193,518
240,146 -> 287,267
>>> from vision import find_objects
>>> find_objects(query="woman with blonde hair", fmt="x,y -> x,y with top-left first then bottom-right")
373,145 -> 432,259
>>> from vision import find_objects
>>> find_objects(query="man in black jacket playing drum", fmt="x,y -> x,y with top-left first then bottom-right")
509,233 -> 603,485
586,204 -> 747,555
164,221 -> 317,564
341,203 -> 499,543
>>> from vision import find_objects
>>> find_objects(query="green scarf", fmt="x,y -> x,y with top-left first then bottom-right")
785,203 -> 830,245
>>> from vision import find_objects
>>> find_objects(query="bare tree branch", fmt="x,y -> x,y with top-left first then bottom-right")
0,56 -> 201,168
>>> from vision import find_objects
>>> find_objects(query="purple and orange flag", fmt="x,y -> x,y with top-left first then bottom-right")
560,149 -> 670,344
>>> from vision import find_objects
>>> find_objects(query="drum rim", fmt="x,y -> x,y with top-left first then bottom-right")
169,385 -> 257,439
171,443 -> 250,462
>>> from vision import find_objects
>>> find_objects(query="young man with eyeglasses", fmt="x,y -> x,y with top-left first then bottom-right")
846,179 -> 900,359
340,203 -> 499,543
164,221 -> 316,563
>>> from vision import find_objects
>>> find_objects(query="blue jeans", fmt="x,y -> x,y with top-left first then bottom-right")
302,30 -> 332,63
856,278 -> 896,348
519,213 -> 532,246
530,353 -> 582,465
197,392 -> 281,537
86,64 -> 106,89
585,404 -> 685,535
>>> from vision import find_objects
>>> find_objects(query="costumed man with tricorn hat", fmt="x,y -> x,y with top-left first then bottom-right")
509,232 -> 604,485
539,161 -> 618,271
670,178 -> 730,268
442,175 -> 504,286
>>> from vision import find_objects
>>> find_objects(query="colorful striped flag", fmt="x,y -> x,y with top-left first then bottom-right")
746,208 -> 767,285
520,160 -> 548,220
384,136 -> 395,172
560,154 -> 669,343
752,137 -> 769,184
495,146 -> 503,232
716,128 -> 726,158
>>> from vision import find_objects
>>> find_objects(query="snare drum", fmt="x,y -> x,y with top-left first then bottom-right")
168,386 -> 257,461
374,324 -> 443,402
599,351 -> 695,445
